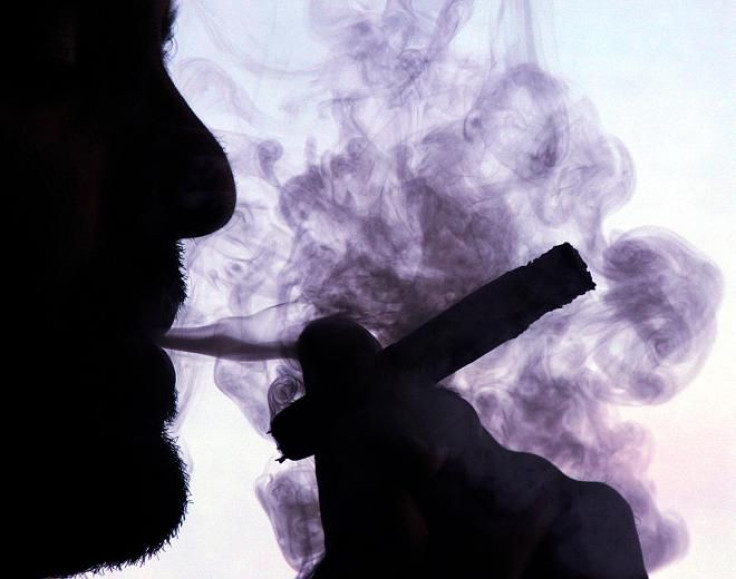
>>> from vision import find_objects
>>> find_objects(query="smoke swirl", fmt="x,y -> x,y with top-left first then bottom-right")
169,1 -> 723,574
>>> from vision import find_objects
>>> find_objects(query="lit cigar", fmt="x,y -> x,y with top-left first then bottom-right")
379,241 -> 595,383
271,242 -> 595,461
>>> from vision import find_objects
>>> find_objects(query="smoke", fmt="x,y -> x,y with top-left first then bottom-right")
168,0 -> 722,574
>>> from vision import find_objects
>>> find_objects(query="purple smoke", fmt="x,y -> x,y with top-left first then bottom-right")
167,1 -> 722,575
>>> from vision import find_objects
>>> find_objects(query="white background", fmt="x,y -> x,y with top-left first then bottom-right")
98,1 -> 735,577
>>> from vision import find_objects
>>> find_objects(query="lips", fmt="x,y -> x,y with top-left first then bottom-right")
74,242 -> 187,431
135,341 -> 179,428
131,257 -> 186,427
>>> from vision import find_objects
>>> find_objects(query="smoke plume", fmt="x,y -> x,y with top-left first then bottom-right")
168,1 -> 722,575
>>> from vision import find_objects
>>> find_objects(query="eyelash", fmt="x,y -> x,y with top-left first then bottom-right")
162,5 -> 178,63
162,37 -> 176,63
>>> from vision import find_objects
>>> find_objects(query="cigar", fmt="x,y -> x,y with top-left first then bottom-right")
271,242 -> 595,461
379,242 -> 595,383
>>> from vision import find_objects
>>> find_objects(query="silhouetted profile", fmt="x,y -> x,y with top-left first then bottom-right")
7,1 -> 649,577
7,1 -> 235,577
272,246 -> 648,578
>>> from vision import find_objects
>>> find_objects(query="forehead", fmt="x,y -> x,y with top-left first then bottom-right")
8,0 -> 170,58
77,0 -> 171,39
1,0 -> 176,109
13,0 -> 168,30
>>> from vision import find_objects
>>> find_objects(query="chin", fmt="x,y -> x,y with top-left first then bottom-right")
27,429 -> 189,579
15,250 -> 192,577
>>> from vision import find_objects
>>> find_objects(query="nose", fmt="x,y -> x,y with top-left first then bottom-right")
153,79 -> 236,239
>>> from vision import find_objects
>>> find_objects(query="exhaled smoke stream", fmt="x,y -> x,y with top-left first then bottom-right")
165,1 -> 722,575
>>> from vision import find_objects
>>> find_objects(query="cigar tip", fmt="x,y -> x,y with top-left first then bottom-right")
543,242 -> 596,293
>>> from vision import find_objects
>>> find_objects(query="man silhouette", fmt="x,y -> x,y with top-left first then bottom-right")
6,2 -> 649,578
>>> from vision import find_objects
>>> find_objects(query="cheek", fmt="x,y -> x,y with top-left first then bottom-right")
69,136 -> 108,252
3,102 -> 113,298
27,106 -> 110,261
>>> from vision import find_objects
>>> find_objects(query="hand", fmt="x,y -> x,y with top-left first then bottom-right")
273,317 -> 648,579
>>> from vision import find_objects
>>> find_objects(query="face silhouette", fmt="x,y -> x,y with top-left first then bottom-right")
5,1 -> 235,576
